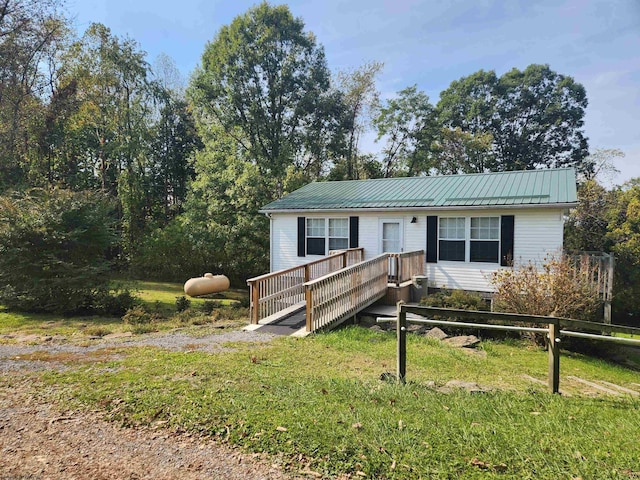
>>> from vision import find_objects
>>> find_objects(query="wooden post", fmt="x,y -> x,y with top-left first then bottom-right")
305,286 -> 313,332
250,282 -> 260,324
397,301 -> 406,384
548,321 -> 560,394
304,264 -> 310,282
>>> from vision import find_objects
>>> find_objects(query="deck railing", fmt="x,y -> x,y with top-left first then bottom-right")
305,254 -> 389,332
388,250 -> 425,286
246,248 -> 364,324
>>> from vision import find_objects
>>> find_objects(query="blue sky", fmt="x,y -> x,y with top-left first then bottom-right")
69,0 -> 640,185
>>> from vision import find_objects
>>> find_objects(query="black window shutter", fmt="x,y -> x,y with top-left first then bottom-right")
349,216 -> 359,248
500,215 -> 514,266
297,217 -> 306,257
426,215 -> 438,263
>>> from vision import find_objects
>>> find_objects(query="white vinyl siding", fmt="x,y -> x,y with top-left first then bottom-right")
269,208 -> 565,292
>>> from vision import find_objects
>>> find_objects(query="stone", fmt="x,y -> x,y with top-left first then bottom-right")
406,324 -> 428,334
442,335 -> 480,348
425,327 -> 448,340
368,325 -> 384,333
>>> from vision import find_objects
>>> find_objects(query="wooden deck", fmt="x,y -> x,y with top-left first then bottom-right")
245,250 -> 425,336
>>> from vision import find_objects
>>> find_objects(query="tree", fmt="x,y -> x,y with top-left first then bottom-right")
373,85 -> 438,177
0,0 -> 68,188
579,148 -> 623,183
431,127 -> 495,175
606,181 -> 640,324
189,3 -> 333,196
0,188 -> 116,313
564,179 -> 614,253
437,64 -> 588,171
57,23 -> 154,194
333,61 -> 383,179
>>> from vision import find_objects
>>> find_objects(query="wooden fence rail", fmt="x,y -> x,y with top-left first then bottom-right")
380,303 -> 640,394
246,248 -> 364,324
305,254 -> 389,332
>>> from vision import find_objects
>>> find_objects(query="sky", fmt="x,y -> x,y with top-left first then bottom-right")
68,0 -> 640,186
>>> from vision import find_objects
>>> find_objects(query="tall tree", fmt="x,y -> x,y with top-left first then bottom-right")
333,61 -> 383,179
431,127 -> 495,175
189,2 -> 333,196
0,0 -> 68,188
437,64 -> 588,171
373,85 -> 437,177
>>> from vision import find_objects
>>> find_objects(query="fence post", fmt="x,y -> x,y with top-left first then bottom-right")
304,264 -> 310,283
342,251 -> 347,268
548,321 -> 560,394
250,281 -> 260,324
305,286 -> 313,332
397,301 -> 406,383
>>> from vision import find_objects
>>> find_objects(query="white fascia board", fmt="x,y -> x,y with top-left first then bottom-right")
259,202 -> 578,215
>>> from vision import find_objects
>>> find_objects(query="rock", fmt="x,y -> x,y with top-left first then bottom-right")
368,325 -> 384,332
443,335 -> 480,348
439,379 -> 489,394
425,327 -> 448,340
406,324 -> 428,334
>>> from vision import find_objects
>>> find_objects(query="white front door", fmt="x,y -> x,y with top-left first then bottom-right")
380,219 -> 404,253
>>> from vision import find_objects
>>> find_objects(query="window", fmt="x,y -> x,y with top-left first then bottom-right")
306,217 -> 349,255
470,217 -> 499,263
306,218 -> 325,255
438,216 -> 500,263
439,217 -> 465,261
328,218 -> 349,250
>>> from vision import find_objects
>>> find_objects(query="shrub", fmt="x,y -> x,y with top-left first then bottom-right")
491,255 -> 601,320
92,289 -> 137,317
0,188 -> 115,314
175,295 -> 191,312
122,306 -> 153,325
199,300 -> 222,314
420,289 -> 489,311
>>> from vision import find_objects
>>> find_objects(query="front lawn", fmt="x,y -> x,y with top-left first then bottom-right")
0,279 -> 248,338
34,326 -> 640,479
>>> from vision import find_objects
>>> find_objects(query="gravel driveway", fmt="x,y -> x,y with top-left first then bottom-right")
0,328 -> 314,480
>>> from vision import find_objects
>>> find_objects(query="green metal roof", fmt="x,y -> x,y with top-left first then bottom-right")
261,168 -> 577,211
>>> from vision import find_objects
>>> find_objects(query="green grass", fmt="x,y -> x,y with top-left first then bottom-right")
0,279 -> 249,338
32,326 -> 640,479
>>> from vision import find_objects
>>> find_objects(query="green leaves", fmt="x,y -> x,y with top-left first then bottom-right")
0,188 -> 115,313
436,64 -> 588,171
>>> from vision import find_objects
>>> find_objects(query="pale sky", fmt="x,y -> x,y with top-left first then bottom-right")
69,0 -> 640,186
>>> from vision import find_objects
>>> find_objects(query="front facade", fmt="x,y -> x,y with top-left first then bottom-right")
261,169 -> 578,292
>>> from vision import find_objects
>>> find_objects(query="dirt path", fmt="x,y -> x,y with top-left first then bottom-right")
0,329 -> 307,480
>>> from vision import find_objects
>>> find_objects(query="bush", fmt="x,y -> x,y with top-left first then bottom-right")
122,306 -> 153,325
491,255 -> 601,320
420,289 -> 489,311
199,300 -> 222,314
175,295 -> 191,312
0,188 -> 116,314
92,289 -> 137,317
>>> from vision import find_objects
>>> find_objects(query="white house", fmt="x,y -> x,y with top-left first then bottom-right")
260,168 -> 578,292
